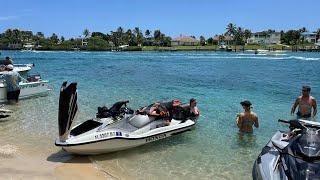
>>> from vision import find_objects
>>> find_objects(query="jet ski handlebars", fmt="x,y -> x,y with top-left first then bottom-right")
278,119 -> 319,130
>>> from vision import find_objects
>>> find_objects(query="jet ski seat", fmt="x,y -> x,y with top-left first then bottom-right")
129,115 -> 155,128
271,131 -> 289,150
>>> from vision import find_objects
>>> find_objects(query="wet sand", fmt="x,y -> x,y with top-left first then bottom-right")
0,144 -> 115,180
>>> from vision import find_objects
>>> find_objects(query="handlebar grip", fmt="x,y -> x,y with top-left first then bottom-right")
278,119 -> 290,124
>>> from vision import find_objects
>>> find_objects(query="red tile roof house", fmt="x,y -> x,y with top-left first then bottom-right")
171,35 -> 200,46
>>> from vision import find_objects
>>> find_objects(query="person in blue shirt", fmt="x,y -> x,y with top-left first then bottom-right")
0,64 -> 28,103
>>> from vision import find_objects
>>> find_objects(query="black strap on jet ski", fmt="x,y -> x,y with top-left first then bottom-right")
280,155 -> 295,180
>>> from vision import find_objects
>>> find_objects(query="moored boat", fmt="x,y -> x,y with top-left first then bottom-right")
0,64 -> 34,75
0,78 -> 50,103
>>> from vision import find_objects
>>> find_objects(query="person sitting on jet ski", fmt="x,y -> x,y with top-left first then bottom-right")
137,102 -> 170,118
188,98 -> 200,118
236,100 -> 259,133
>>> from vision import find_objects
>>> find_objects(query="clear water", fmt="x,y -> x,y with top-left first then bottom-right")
0,50 -> 319,179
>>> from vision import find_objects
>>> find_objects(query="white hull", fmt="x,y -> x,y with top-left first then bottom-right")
0,64 -> 33,75
56,119 -> 195,155
0,80 -> 50,102
55,82 -> 197,155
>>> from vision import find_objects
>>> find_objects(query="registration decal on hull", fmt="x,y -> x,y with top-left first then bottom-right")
20,83 -> 42,89
94,131 -> 122,140
145,133 -> 167,143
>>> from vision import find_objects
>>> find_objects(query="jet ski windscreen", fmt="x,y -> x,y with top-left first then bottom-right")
289,129 -> 320,159
58,82 -> 78,141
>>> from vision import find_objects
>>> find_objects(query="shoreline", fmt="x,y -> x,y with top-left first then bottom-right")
0,142 -> 115,179
1,45 -> 320,52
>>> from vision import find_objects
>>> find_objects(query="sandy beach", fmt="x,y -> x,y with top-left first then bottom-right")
0,143 -> 114,180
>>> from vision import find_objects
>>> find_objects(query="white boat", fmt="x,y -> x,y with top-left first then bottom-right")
55,82 -> 197,155
0,80 -> 50,103
0,64 -> 33,75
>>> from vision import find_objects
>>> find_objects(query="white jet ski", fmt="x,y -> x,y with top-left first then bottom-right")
55,82 -> 198,155
253,119 -> 320,180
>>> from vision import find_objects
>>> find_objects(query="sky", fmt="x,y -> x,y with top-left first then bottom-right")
1,0 -> 319,39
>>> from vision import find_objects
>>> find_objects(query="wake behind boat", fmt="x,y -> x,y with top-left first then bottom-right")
55,82 -> 197,155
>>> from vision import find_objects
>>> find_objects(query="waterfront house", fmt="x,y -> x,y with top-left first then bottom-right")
300,32 -> 317,43
82,38 -> 88,46
212,35 -> 234,45
171,35 -> 200,46
247,32 -> 281,44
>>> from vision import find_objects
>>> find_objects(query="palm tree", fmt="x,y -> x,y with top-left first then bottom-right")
133,27 -> 140,36
244,29 -> 252,42
50,33 -> 59,44
154,30 -> 161,45
116,27 -> 124,45
83,29 -> 90,38
298,27 -> 307,44
125,29 -> 133,45
36,32 -> 45,39
133,27 -> 143,46
12,29 -> 20,44
299,27 -> 307,33
145,30 -> 151,38
225,23 -> 236,36
316,28 -> 320,41
117,27 -> 124,34
234,27 -> 245,45
199,36 -> 206,46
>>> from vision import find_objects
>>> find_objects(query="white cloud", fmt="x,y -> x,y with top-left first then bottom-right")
0,16 -> 18,21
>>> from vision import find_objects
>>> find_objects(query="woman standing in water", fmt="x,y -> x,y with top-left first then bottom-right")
236,100 -> 259,133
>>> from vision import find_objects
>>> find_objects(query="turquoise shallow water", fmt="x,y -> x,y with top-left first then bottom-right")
0,50 -> 319,179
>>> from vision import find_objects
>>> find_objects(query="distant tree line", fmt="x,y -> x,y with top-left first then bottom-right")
0,25 -> 319,50
0,27 -> 172,50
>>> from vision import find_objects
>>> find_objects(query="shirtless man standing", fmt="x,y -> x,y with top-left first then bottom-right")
291,86 -> 317,119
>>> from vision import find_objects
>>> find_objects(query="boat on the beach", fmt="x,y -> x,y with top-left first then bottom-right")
0,76 -> 50,103
55,82 -> 197,155
253,119 -> 320,180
